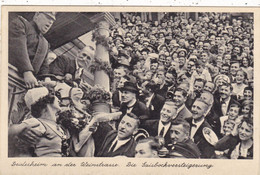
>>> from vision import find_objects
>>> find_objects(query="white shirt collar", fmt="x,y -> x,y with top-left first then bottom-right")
158,120 -> 171,137
146,93 -> 154,107
111,136 -> 131,152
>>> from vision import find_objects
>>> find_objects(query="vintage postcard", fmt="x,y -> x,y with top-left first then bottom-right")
1,6 -> 259,175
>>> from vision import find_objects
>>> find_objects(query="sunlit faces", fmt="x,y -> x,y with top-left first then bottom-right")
33,12 -> 55,34
200,53 -> 208,64
242,105 -> 251,115
124,37 -> 132,45
223,120 -> 235,135
193,80 -> 204,93
238,121 -> 253,141
114,68 -> 126,79
165,72 -> 175,86
203,43 -> 211,51
204,81 -> 215,93
230,62 -> 240,76
77,46 -> 94,69
157,71 -> 165,81
187,60 -> 195,72
160,103 -> 177,123
235,70 -> 246,84
220,65 -> 230,75
135,142 -> 157,158
219,85 -> 232,100
117,77 -> 128,89
170,124 -> 188,143
51,96 -> 61,113
243,89 -> 253,100
196,65 -> 204,75
118,115 -> 138,140
233,47 -> 241,55
242,57 -> 249,67
150,63 -> 159,72
165,56 -> 172,67
121,90 -> 136,104
145,71 -> 153,80
227,106 -> 240,120
173,90 -> 187,107
191,100 -> 208,121
178,57 -> 186,67
200,92 -> 213,106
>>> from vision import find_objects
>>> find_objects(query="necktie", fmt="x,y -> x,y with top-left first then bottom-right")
109,140 -> 118,152
159,127 -> 165,137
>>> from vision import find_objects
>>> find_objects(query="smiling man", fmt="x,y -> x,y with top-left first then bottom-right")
97,113 -> 140,157
141,101 -> 177,146
173,88 -> 192,120
49,46 -> 95,82
187,98 -> 216,158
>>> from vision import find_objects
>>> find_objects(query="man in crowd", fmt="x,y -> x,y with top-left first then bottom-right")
119,81 -> 149,121
173,88 -> 192,120
168,118 -> 201,158
9,12 -> 56,88
97,113 -> 139,157
187,98 -> 216,158
135,137 -> 160,158
49,45 -> 95,82
141,101 -> 178,146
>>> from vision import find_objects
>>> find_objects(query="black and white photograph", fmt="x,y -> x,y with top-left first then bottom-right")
2,6 -> 259,175
6,10 -> 254,159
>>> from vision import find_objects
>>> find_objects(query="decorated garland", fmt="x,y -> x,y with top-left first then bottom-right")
92,30 -> 110,50
89,57 -> 114,79
87,84 -> 111,104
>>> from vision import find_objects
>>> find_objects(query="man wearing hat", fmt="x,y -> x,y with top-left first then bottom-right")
9,12 -> 57,89
168,119 -> 200,159
119,81 -> 149,122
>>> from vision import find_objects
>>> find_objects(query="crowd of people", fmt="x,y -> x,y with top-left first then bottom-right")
8,12 -> 254,159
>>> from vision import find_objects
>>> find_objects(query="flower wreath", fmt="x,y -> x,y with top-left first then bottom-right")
87,84 -> 111,104
89,57 -> 114,79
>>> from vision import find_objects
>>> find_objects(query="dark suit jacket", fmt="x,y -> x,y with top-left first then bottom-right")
187,118 -> 216,158
155,84 -> 168,98
96,130 -> 136,157
176,105 -> 192,120
112,90 -> 121,108
120,100 -> 150,121
212,95 -> 238,119
49,55 -> 77,77
146,94 -> 165,120
9,16 -> 49,75
141,120 -> 172,146
211,95 -> 239,136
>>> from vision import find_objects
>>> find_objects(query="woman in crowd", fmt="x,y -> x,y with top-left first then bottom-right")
232,69 -> 248,100
215,117 -> 253,159
9,87 -> 69,157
